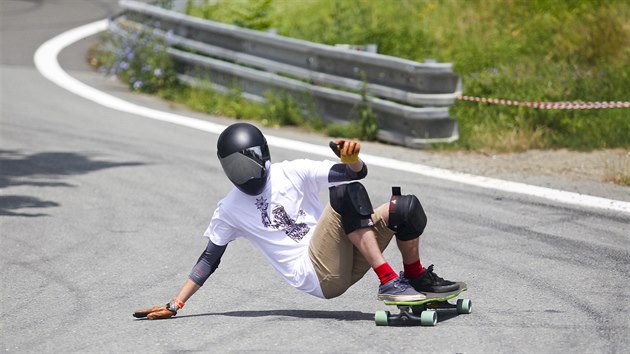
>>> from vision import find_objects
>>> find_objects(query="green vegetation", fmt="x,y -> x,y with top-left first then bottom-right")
93,0 -> 630,156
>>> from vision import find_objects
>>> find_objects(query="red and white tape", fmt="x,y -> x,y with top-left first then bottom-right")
457,96 -> 630,109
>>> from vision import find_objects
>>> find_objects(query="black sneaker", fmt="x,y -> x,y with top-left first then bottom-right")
404,265 -> 460,293
377,277 -> 426,302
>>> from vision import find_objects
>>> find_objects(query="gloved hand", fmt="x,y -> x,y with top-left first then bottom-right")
133,299 -> 184,320
329,140 -> 361,164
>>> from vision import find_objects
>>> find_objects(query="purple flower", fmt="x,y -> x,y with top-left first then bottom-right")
133,81 -> 143,89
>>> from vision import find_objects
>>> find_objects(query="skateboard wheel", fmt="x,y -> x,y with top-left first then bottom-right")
456,299 -> 472,314
420,310 -> 437,326
375,310 -> 390,326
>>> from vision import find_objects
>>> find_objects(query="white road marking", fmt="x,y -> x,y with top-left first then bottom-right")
34,19 -> 630,215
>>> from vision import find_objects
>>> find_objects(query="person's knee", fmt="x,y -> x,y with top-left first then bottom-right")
387,187 -> 427,241
329,182 -> 374,235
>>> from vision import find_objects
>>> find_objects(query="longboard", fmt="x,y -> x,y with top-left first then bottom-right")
375,282 -> 471,326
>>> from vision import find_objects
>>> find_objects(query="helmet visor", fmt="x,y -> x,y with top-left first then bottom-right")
240,145 -> 270,166
219,145 -> 270,185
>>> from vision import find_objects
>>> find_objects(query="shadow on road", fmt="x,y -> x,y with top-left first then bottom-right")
157,309 -> 374,322
0,149 -> 143,217
0,195 -> 59,217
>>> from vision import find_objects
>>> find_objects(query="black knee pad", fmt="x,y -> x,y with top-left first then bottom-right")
388,187 -> 427,241
329,182 -> 374,234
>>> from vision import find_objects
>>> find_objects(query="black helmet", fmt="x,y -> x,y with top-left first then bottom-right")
217,123 -> 271,195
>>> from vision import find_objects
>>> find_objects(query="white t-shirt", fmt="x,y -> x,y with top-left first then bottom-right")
203,159 -> 339,298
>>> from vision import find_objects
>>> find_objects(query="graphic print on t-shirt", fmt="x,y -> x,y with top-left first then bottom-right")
255,196 -> 309,242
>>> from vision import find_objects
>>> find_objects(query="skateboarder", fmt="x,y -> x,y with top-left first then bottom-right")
134,122 -> 458,320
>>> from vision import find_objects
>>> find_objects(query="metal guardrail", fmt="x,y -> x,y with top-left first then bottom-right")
111,0 -> 461,147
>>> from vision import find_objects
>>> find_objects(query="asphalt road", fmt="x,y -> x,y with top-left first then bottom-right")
1,1 -> 629,353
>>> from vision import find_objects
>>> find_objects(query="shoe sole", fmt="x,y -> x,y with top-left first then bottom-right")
377,293 -> 426,302
414,284 -> 460,293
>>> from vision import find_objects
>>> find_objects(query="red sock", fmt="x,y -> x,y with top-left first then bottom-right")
403,260 -> 424,279
374,262 -> 398,285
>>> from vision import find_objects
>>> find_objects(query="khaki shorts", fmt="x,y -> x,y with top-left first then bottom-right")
308,203 -> 395,299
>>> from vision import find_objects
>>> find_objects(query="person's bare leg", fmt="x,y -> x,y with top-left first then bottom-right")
396,238 -> 420,264
346,227 -> 387,268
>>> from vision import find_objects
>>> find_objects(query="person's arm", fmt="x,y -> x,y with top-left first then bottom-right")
174,279 -> 201,303
133,240 -> 227,320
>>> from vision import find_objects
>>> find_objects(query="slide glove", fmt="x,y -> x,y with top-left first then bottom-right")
329,140 -> 360,164
133,299 -> 184,320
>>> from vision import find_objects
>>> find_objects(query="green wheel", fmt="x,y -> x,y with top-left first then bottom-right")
375,310 -> 390,326
420,310 -> 437,326
456,299 -> 472,314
